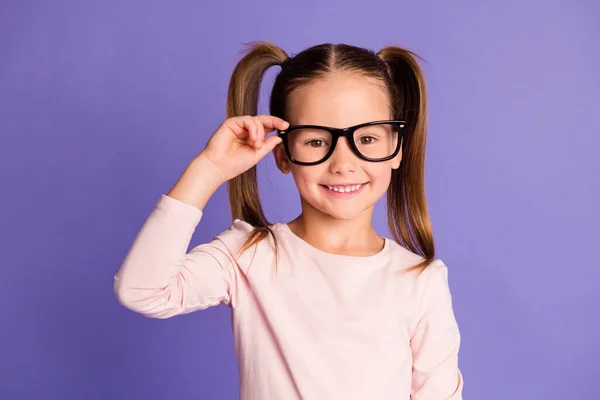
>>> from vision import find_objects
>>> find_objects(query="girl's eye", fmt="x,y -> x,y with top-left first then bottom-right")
306,139 -> 327,148
358,136 -> 376,145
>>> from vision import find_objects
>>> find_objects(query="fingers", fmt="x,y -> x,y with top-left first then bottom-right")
226,116 -> 256,142
227,115 -> 289,149
254,115 -> 289,150
255,115 -> 290,132
247,117 -> 259,145
255,135 -> 283,158
255,118 -> 266,149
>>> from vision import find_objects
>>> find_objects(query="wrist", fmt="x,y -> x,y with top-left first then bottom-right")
166,154 -> 226,210
189,153 -> 228,191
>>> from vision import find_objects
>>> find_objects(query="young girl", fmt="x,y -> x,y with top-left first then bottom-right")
114,41 -> 463,399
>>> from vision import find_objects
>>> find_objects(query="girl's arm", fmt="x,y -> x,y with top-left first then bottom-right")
410,260 -> 464,400
113,193 -> 244,318
113,115 -> 287,318
113,157 -> 242,318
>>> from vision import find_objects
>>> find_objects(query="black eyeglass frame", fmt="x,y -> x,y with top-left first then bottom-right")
277,120 -> 407,166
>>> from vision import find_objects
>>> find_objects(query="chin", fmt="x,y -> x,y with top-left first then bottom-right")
311,200 -> 374,221
328,211 -> 365,221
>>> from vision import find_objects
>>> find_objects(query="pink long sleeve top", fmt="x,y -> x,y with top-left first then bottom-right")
114,194 -> 464,399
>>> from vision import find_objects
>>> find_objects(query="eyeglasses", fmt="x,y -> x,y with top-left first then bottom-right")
277,120 -> 406,166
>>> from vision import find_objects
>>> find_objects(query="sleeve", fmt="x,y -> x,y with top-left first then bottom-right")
113,193 -> 249,319
409,259 -> 464,400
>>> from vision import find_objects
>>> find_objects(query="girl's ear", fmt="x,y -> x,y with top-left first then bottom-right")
391,147 -> 402,170
273,143 -> 292,174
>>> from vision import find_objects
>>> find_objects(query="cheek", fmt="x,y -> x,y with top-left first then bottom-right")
366,165 -> 393,187
289,166 -> 321,192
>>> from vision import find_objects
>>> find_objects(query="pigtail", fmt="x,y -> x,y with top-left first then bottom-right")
225,41 -> 288,263
377,47 -> 435,272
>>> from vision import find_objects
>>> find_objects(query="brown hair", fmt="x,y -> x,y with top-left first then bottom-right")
226,41 -> 434,272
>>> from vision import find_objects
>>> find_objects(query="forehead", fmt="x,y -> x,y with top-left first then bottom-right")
285,72 -> 392,127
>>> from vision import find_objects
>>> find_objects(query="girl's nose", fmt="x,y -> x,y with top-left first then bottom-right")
328,137 -> 358,174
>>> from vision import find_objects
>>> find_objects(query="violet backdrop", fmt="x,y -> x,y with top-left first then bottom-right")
1,0 -> 599,399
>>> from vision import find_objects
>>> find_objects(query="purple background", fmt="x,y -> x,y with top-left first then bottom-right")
2,1 -> 599,399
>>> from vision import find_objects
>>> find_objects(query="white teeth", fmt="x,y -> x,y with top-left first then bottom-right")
326,184 -> 364,192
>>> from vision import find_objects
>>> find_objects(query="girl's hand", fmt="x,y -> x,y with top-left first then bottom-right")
199,115 -> 289,183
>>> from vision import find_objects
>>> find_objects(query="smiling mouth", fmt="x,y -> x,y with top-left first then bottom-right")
320,183 -> 367,193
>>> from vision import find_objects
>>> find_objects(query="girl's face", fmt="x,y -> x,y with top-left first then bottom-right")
273,72 -> 402,221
